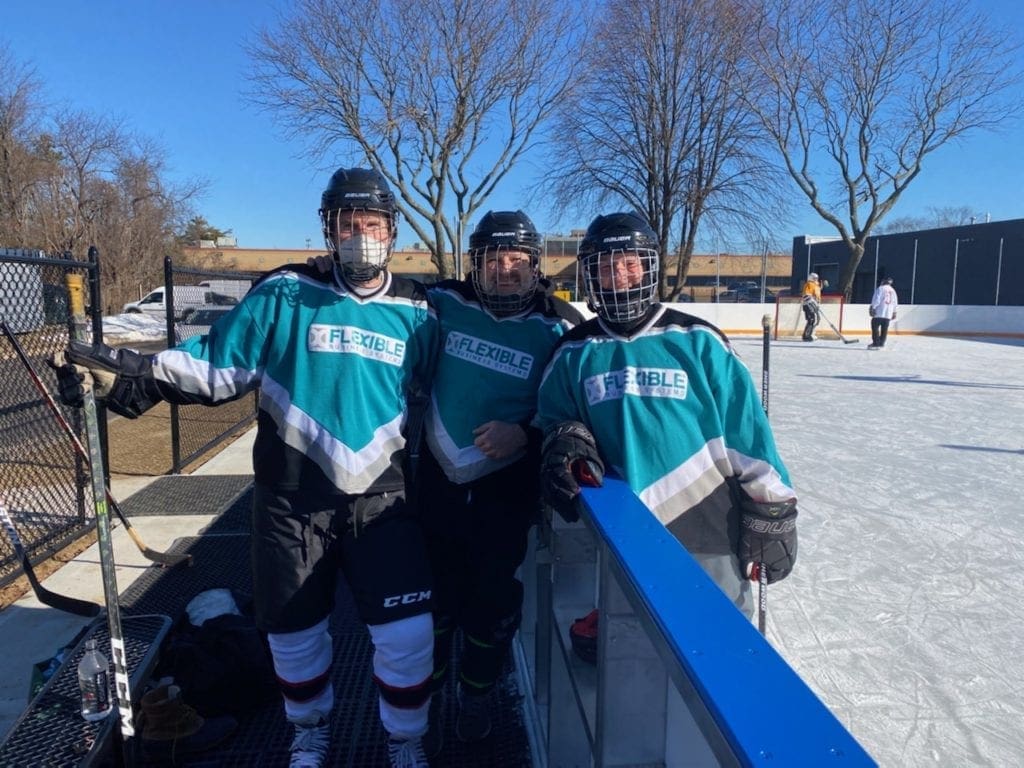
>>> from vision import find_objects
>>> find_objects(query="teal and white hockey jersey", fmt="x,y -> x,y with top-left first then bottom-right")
424,280 -> 582,484
536,305 -> 795,550
151,265 -> 436,495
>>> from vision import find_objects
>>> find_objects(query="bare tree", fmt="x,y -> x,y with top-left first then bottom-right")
247,0 -> 582,277
0,45 -> 208,313
101,139 -> 207,312
749,0 -> 1023,296
12,111 -> 202,311
545,0 -> 787,300
875,204 -> 983,234
0,45 -> 49,245
28,109 -> 126,254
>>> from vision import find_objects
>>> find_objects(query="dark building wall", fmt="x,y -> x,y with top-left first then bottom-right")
791,219 -> 1024,305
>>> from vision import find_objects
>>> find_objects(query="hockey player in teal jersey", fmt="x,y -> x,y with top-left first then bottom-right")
417,211 -> 583,753
536,212 -> 798,617
54,169 -> 437,768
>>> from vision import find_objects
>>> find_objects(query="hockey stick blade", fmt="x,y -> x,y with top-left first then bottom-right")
816,311 -> 860,344
0,318 -> 190,568
0,501 -> 101,617
122,524 -> 191,567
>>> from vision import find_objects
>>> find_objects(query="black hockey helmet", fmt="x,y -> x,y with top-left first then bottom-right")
577,212 -> 660,324
468,210 -> 542,315
319,167 -> 399,282
320,167 -> 398,220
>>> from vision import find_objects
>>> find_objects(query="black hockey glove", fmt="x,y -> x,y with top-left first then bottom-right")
51,358 -> 87,408
53,340 -> 161,419
540,421 -> 604,523
737,498 -> 798,584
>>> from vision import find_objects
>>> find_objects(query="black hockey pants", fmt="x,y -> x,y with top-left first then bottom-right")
416,444 -> 539,695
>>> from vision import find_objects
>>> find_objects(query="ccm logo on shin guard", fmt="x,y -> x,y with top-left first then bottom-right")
383,590 -> 432,608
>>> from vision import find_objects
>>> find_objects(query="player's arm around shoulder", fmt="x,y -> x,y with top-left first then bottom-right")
390,276 -> 439,388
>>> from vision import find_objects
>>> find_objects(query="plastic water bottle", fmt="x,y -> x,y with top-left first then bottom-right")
77,638 -> 112,722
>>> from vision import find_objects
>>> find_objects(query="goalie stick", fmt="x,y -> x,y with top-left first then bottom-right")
816,306 -> 859,344
67,266 -> 136,742
0,499 -> 102,617
0,318 -> 190,568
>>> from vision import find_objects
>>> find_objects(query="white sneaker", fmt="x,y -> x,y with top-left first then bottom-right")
289,716 -> 329,768
387,735 -> 429,768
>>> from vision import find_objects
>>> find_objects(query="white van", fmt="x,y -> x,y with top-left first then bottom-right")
198,279 -> 251,302
122,285 -> 236,319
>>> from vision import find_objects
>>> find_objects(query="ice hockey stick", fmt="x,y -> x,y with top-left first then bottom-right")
0,499 -> 101,617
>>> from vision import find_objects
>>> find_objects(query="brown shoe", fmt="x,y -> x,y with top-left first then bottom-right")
141,683 -> 236,764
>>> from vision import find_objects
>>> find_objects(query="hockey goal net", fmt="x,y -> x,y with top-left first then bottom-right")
774,295 -> 845,340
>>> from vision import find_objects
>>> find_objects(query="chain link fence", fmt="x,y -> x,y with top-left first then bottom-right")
165,258 -> 262,474
0,249 -> 95,587
1,249 -> 265,588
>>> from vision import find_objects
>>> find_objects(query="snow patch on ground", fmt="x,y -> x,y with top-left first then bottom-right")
100,313 -> 168,343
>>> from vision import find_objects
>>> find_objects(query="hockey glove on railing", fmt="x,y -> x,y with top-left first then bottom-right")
540,421 -> 604,523
737,497 -> 798,584
51,340 -> 161,419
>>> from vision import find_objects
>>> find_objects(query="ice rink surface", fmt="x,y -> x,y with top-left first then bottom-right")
727,333 -> 1024,767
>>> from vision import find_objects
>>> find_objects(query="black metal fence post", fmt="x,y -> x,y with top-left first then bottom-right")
164,256 -> 182,473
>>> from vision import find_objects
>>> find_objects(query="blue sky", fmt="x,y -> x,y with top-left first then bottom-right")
3,1 -> 1023,253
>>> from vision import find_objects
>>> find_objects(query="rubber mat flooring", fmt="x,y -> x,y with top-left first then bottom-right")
117,475 -> 254,517
0,615 -> 171,768
118,483 -> 531,766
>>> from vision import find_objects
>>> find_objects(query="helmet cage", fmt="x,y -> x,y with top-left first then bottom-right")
470,245 -> 540,315
320,206 -> 397,282
318,168 -> 398,282
581,247 -> 660,323
467,210 -> 542,315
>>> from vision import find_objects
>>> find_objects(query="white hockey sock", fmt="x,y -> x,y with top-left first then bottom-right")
267,618 -> 334,722
368,612 -> 433,739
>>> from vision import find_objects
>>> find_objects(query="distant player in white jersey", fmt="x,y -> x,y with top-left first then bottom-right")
868,277 -> 899,349
535,211 -> 799,616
